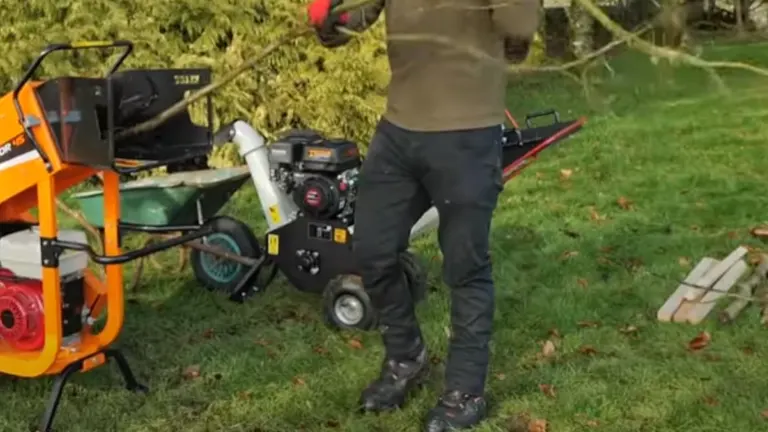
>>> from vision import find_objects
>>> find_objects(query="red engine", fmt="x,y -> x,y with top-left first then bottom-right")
0,268 -> 45,352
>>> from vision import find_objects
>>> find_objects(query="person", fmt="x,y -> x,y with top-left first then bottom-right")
306,0 -> 540,430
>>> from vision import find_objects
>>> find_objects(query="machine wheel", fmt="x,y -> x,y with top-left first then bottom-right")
323,274 -> 376,331
401,251 -> 428,303
191,216 -> 274,295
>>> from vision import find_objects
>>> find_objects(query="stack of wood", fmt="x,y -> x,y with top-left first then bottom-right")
658,246 -> 768,324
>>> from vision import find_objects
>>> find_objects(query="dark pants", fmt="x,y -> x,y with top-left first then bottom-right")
353,118 -> 503,396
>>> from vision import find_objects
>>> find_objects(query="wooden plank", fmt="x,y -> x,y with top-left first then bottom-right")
683,246 -> 748,301
721,255 -> 768,323
686,260 -> 749,325
657,257 -> 718,322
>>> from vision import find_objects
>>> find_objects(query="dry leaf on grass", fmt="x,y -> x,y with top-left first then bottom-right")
561,250 -> 579,260
313,346 -> 329,355
528,418 -> 548,432
619,325 -> 638,335
751,226 -> 768,237
678,257 -> 691,268
588,206 -> 606,222
292,376 -> 306,386
548,328 -> 562,339
702,395 -> 720,406
761,409 -> 768,419
495,373 -> 507,381
559,168 -> 573,180
585,419 -> 600,427
688,331 -> 711,351
577,278 -> 589,288
201,328 -> 214,339
577,320 -> 601,328
541,340 -> 556,358
727,231 -> 739,239
578,345 -> 598,356
538,384 -> 556,398
616,196 -> 633,210
347,338 -> 363,350
182,365 -> 201,380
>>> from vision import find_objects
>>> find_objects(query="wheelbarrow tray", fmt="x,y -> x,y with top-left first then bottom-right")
72,167 -> 251,228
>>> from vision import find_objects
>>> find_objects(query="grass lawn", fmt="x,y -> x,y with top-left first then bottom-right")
5,41 -> 768,432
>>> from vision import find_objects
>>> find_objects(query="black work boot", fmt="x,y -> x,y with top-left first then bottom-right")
423,390 -> 488,431
359,346 -> 429,412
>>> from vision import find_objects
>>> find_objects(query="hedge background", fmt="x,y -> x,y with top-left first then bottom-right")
0,0 -> 393,166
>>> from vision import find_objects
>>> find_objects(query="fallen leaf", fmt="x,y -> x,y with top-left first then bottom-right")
688,331 -> 711,351
619,324 -> 638,335
559,168 -> 573,180
538,384 -> 556,398
588,206 -> 605,222
561,250 -> 579,260
541,340 -> 556,358
548,328 -> 562,339
578,345 -> 598,356
616,196 -> 633,210
495,373 -> 507,381
690,225 -> 700,232
528,418 -> 548,432
577,278 -> 589,289
238,391 -> 254,400
577,320 -> 600,328
678,256 -> 691,268
292,376 -> 306,386
348,338 -> 364,350
505,412 -> 532,432
751,226 -> 768,237
703,395 -> 719,406
727,231 -> 739,239
761,408 -> 768,419
749,252 -> 763,266
742,346 -> 755,356
182,365 -> 201,380
313,346 -> 329,355
201,328 -> 214,339
585,419 -> 599,427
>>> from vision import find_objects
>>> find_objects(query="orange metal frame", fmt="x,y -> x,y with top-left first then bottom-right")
0,80 -> 124,378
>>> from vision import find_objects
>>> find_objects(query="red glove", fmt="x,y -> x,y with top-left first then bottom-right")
308,0 -> 349,28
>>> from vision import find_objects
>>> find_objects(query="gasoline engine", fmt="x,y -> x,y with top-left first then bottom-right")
0,228 -> 89,353
268,130 -> 361,222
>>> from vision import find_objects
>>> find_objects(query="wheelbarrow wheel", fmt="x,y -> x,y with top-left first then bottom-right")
323,274 -> 377,331
191,216 -> 273,295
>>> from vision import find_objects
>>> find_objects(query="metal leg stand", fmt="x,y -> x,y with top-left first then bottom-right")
37,348 -> 147,432
38,361 -> 83,432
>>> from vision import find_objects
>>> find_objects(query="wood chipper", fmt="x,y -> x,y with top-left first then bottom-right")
0,41 -> 266,432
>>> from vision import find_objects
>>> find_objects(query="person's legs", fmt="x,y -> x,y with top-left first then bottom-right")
353,118 -> 432,412
416,125 -> 503,431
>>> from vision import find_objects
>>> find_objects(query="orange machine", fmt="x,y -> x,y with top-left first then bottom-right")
0,41 -> 222,431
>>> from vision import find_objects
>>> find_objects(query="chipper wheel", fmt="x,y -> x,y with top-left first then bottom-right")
191,216 -> 276,296
323,251 -> 428,330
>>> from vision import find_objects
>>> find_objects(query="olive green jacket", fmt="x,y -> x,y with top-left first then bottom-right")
324,0 -> 541,132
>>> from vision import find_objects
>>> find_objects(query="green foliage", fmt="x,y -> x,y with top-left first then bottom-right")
0,0 -> 389,166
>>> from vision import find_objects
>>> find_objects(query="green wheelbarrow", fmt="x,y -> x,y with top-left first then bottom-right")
72,167 -> 277,297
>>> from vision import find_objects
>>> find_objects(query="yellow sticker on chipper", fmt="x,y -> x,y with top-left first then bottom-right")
267,234 -> 279,255
268,205 -> 281,225
333,228 -> 348,244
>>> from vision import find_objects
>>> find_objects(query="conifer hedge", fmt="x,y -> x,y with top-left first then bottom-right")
0,0 -> 389,165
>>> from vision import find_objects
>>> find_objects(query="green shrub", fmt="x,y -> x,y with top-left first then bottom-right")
0,0 -> 389,166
